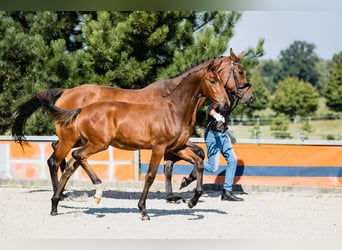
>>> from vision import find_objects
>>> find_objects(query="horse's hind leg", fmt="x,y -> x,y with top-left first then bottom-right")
51,141 -> 67,173
50,158 -> 79,216
170,145 -> 204,208
47,141 -> 75,199
179,142 -> 204,189
163,153 -> 185,203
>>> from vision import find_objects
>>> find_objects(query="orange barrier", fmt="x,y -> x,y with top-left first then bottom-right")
139,142 -> 342,187
1,138 -> 341,187
0,140 -> 136,182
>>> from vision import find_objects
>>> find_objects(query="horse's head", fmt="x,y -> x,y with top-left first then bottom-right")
200,60 -> 230,111
219,48 -> 253,105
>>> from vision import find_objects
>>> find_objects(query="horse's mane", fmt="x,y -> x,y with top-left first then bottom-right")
170,56 -> 225,79
162,68 -> 205,98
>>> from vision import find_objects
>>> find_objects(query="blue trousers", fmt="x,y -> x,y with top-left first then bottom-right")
203,129 -> 237,191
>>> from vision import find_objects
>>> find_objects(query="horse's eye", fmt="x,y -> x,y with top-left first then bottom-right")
210,80 -> 216,84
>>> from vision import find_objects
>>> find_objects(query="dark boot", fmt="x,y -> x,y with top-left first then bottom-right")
221,189 -> 244,201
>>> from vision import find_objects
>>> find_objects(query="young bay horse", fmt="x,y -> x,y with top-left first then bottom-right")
33,60 -> 229,219
12,49 -> 252,204
12,49 -> 252,200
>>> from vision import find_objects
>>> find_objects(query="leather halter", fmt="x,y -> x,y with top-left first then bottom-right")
225,60 -> 251,100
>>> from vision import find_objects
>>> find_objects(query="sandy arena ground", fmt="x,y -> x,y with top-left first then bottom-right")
0,183 -> 341,239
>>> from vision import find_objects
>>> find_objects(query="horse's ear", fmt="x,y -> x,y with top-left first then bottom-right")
230,48 -> 243,62
207,60 -> 223,72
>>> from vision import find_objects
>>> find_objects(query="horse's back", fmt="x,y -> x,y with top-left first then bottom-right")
55,80 -> 176,110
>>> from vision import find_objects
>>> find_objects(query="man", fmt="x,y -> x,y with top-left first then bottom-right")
204,100 -> 243,201
181,90 -> 243,201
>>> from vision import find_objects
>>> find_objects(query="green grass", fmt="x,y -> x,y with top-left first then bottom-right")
228,97 -> 342,140
230,118 -> 342,140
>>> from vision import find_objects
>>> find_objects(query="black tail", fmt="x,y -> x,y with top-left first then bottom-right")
11,88 -> 64,145
36,90 -> 81,128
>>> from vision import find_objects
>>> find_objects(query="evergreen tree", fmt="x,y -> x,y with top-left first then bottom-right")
323,51 -> 342,112
0,11 -> 264,135
0,11 -> 82,134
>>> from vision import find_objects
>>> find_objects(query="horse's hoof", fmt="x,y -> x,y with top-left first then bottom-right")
141,214 -> 150,221
179,177 -> 189,190
166,195 -> 185,204
60,193 -> 68,201
94,196 -> 101,204
50,211 -> 58,216
188,200 -> 194,208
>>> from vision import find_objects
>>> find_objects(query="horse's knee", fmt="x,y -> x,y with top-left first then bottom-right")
51,141 -> 59,150
71,150 -> 84,165
164,161 -> 173,176
47,157 -> 57,172
194,147 -> 205,160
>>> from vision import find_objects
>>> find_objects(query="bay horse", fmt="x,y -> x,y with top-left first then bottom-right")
11,49 -> 252,203
35,61 -> 228,220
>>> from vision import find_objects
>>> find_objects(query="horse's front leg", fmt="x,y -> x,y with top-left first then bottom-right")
138,147 -> 165,220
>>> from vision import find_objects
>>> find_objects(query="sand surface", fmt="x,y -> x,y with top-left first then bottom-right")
0,185 -> 341,239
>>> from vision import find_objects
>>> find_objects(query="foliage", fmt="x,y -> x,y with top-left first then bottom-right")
278,40 -> 320,87
0,11 -> 264,135
240,72 -> 270,118
250,123 -> 261,139
323,51 -> 342,112
299,117 -> 315,139
270,113 -> 292,139
254,59 -> 282,93
270,77 -> 319,117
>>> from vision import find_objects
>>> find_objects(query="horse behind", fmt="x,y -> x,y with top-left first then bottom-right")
37,60 -> 229,220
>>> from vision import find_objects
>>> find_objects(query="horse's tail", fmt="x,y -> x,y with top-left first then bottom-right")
36,90 -> 81,128
11,88 -> 64,145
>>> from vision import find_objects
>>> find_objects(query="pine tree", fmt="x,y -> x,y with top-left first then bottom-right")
0,11 -> 264,135
0,11 -> 81,134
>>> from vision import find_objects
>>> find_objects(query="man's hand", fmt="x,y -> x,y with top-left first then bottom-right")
214,113 -> 225,123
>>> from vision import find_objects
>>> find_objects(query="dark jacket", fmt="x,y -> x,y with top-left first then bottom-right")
206,90 -> 235,133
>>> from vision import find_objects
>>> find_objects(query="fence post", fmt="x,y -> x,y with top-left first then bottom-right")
0,144 -> 11,179
134,150 -> 140,181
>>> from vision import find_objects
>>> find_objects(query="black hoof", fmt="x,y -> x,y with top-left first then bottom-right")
141,214 -> 150,221
50,210 -> 58,216
60,193 -> 68,201
179,177 -> 190,190
166,194 -> 186,204
188,200 -> 194,208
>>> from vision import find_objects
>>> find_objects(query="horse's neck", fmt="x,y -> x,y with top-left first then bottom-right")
166,73 -> 203,122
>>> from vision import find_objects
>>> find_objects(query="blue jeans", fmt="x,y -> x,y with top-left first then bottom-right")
203,129 -> 237,191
